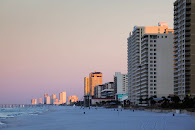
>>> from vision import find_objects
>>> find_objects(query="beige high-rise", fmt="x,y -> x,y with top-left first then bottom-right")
127,22 -> 174,104
173,0 -> 195,99
50,94 -> 57,104
59,92 -> 66,104
84,77 -> 90,95
89,71 -> 103,96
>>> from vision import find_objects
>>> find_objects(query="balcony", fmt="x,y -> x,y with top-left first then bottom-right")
141,77 -> 147,81
173,47 -> 179,52
174,35 -> 178,39
141,81 -> 148,85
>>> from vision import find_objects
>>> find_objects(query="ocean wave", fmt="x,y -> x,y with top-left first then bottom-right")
0,106 -> 50,119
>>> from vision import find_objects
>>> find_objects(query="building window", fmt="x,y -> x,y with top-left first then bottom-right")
154,57 -> 156,59
150,80 -> 153,82
150,91 -> 153,94
154,49 -> 156,51
154,84 -> 156,86
150,72 -> 153,74
150,57 -> 153,59
150,84 -> 153,86
154,87 -> 156,90
150,88 -> 153,90
150,45 -> 153,47
150,64 -> 153,67
150,68 -> 153,71
154,45 -> 156,47
154,40 -> 156,42
150,76 -> 153,78
154,53 -> 156,55
150,53 -> 153,55
150,61 -> 153,63
154,91 -> 156,94
165,36 -> 167,38
154,61 -> 156,63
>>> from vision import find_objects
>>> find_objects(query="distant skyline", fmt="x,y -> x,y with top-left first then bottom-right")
0,0 -> 175,104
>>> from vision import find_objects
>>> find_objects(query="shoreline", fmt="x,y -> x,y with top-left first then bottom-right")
0,106 -> 58,129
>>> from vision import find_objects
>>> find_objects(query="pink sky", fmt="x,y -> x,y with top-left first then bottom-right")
0,0 -> 175,104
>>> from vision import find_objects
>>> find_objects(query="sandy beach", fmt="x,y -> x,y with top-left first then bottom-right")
0,106 -> 195,130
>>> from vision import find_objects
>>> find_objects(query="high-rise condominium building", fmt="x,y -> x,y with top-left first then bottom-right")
54,98 -> 59,105
50,94 -> 57,104
46,96 -> 50,104
59,91 -> 66,104
31,99 -> 35,105
139,33 -> 174,103
84,77 -> 90,96
89,71 -> 103,96
114,72 -> 128,94
44,93 -> 49,104
127,22 -> 174,104
173,0 -> 195,99
31,99 -> 37,105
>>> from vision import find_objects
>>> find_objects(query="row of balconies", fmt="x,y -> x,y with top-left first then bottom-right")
134,85 -> 148,91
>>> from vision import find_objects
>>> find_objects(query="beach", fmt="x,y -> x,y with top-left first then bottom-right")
1,106 -> 195,130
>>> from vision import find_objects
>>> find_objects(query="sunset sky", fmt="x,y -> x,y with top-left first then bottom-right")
0,0 -> 175,104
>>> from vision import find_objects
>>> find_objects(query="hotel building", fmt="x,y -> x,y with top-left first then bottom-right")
84,77 -> 90,96
114,72 -> 128,94
140,33 -> 174,103
43,93 -> 50,104
173,0 -> 195,99
127,22 -> 174,104
114,72 -> 128,101
31,99 -> 37,105
94,82 -> 115,98
94,85 -> 105,98
89,71 -> 103,96
59,91 -> 66,104
50,94 -> 57,104
44,93 -> 48,104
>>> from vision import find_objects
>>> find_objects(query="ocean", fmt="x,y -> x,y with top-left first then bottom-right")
0,105 -> 51,128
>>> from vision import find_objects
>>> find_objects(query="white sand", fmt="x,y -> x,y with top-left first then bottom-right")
2,106 -> 195,130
